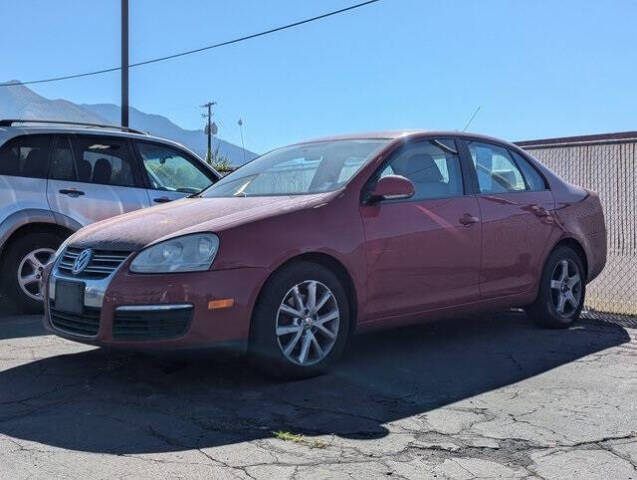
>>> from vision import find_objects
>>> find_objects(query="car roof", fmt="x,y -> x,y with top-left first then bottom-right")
291,130 -> 521,150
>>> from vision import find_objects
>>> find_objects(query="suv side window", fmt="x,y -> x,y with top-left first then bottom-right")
468,142 -> 526,194
50,136 -> 76,181
136,142 -> 213,193
0,135 -> 50,179
510,150 -> 547,191
71,136 -> 136,187
379,138 -> 463,200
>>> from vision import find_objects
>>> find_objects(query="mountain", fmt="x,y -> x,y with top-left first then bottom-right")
0,81 -> 106,124
0,81 -> 257,165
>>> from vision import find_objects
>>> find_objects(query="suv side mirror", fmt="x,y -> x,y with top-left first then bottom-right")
368,175 -> 415,202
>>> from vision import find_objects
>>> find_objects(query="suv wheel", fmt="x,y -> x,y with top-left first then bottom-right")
250,262 -> 350,379
526,246 -> 586,329
3,232 -> 63,313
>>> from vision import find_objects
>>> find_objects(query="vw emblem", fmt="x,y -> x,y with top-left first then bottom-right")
72,248 -> 93,275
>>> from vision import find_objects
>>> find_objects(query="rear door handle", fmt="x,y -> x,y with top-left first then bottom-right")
459,214 -> 480,226
59,189 -> 85,197
153,196 -> 173,204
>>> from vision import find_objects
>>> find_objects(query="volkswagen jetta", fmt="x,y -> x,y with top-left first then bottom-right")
43,131 -> 606,378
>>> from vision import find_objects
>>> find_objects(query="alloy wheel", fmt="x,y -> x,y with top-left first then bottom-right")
18,248 -> 55,301
550,258 -> 582,317
276,280 -> 340,366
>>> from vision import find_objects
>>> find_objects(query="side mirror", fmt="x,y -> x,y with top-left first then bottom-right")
368,175 -> 415,202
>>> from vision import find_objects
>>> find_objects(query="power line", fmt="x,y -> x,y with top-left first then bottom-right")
0,0 -> 380,88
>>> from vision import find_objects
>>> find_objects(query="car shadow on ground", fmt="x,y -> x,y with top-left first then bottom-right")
0,312 -> 630,454
0,296 -> 18,316
0,296 -> 47,340
0,315 -> 46,340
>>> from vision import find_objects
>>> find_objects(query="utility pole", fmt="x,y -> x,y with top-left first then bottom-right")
121,0 -> 129,127
201,101 -> 217,164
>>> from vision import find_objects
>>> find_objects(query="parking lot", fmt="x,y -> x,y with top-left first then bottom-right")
1,307 -> 635,479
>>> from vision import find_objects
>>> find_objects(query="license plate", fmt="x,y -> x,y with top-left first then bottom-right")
55,280 -> 85,314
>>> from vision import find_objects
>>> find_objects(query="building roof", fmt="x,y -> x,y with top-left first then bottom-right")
516,131 -> 637,149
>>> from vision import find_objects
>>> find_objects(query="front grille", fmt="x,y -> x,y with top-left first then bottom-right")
50,306 -> 101,336
113,307 -> 193,340
58,247 -> 131,279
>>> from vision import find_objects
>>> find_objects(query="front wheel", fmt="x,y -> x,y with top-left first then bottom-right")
526,246 -> 586,329
2,232 -> 62,313
250,262 -> 350,379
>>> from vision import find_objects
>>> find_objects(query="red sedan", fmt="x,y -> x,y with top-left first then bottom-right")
43,131 -> 606,378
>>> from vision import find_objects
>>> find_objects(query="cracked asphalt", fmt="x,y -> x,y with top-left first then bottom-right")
0,309 -> 635,479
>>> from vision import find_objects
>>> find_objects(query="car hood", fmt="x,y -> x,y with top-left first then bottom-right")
69,193 -> 335,251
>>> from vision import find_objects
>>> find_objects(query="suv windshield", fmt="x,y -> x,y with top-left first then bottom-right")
202,139 -> 389,197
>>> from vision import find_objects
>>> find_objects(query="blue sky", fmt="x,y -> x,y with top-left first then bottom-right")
2,0 -> 636,153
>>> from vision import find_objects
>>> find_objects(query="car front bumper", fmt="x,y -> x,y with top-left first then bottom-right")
43,260 -> 268,351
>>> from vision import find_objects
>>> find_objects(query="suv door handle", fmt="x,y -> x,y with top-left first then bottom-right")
459,214 -> 480,226
153,196 -> 172,204
59,189 -> 85,197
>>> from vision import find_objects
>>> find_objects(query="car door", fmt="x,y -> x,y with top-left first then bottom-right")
134,141 -> 218,205
463,140 -> 556,298
46,135 -> 151,227
360,137 -> 482,322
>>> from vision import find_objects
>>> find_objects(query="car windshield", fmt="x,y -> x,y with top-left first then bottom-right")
201,139 -> 389,197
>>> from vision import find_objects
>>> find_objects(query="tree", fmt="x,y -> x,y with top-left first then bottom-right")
209,144 -> 234,174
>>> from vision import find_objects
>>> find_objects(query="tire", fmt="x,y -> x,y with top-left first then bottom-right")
250,261 -> 351,380
526,246 -> 586,329
2,232 -> 63,313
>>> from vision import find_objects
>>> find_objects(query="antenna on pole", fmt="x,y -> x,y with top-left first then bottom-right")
238,118 -> 246,165
462,105 -> 481,132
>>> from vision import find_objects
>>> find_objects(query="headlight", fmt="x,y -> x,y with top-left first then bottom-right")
130,233 -> 219,273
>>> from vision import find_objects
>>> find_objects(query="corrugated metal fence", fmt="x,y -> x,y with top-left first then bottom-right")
518,133 -> 637,320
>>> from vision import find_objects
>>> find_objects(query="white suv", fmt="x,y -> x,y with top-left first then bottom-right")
0,119 -> 219,312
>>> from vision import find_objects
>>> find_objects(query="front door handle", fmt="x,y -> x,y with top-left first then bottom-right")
153,196 -> 173,204
459,214 -> 480,226
531,205 -> 550,217
59,189 -> 85,197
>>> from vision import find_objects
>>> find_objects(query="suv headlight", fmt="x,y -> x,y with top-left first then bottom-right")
130,233 -> 219,273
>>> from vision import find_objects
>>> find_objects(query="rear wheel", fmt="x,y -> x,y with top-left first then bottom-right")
2,232 -> 63,313
526,246 -> 585,328
250,262 -> 350,379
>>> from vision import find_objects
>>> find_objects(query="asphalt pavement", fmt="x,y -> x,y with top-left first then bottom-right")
0,308 -> 635,479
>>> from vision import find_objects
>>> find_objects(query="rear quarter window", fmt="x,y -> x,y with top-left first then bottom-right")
510,150 -> 548,191
0,135 -> 50,179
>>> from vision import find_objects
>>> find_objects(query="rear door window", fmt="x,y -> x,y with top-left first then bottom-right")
71,136 -> 137,187
0,135 -> 50,178
468,142 -> 526,194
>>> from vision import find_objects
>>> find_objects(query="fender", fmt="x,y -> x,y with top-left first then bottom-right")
0,209 -> 81,255
52,212 -> 83,233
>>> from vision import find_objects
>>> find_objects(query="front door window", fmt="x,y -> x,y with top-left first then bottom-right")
137,143 -> 212,194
